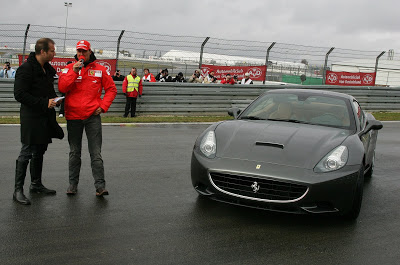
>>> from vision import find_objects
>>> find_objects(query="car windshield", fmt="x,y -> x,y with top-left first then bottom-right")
239,92 -> 354,129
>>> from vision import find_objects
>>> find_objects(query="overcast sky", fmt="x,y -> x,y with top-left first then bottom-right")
2,0 -> 398,53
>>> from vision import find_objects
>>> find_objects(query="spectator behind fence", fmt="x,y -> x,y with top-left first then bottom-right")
173,72 -> 187,82
155,69 -> 162,81
158,69 -> 172,82
13,38 -> 64,205
189,69 -> 203,83
143,68 -> 156,82
241,73 -> 253,84
221,74 -> 235,85
112,69 -> 125,81
122,67 -> 143,118
203,70 -> 217,83
233,75 -> 239,84
58,39 -> 117,197
0,61 -> 16,78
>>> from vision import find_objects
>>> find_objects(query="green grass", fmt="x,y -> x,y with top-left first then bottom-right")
369,112 -> 400,121
1,112 -> 399,124
0,116 -> 233,124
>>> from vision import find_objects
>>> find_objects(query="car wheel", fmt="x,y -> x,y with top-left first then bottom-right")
365,151 -> 375,178
343,165 -> 364,220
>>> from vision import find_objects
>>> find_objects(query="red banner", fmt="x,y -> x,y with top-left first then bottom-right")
18,55 -> 117,76
325,71 -> 376,86
201,64 -> 267,81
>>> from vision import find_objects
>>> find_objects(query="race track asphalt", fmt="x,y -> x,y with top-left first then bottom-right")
0,122 -> 399,265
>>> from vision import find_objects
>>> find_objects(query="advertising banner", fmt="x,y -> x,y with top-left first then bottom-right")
201,64 -> 267,81
325,71 -> 376,86
18,55 -> 117,76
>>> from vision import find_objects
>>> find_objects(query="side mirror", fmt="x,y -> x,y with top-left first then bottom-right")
228,107 -> 241,119
359,119 -> 383,137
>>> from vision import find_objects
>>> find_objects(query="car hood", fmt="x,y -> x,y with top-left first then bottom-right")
215,120 -> 351,169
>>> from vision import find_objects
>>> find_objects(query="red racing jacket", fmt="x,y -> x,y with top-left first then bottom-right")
58,62 -> 117,120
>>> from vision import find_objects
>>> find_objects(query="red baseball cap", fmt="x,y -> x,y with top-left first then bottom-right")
76,40 -> 91,50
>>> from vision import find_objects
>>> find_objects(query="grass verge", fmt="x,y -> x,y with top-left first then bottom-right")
368,112 -> 400,121
0,116 -> 233,124
0,112 -> 399,124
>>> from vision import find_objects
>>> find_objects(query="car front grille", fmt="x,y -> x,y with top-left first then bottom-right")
209,171 -> 308,202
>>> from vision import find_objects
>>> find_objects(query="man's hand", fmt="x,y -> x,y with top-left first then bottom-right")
48,98 -> 57,109
94,107 -> 103,115
72,61 -> 82,73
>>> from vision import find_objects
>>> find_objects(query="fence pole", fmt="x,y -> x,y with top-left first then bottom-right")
322,47 -> 335,84
375,51 -> 386,75
115,30 -> 125,71
263,42 -> 276,84
199,37 -> 210,69
21,24 -> 30,65
185,63 -> 187,78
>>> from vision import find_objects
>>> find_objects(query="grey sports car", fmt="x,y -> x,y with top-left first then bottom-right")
191,89 -> 383,219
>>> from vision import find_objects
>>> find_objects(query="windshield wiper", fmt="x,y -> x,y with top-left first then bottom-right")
240,116 -> 266,120
267,118 -> 311,125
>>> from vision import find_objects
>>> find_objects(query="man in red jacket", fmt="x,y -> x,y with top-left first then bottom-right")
142,68 -> 155,82
221,74 -> 235,85
122,67 -> 143,117
58,40 -> 117,197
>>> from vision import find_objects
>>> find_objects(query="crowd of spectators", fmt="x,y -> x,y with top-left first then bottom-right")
111,68 -> 253,85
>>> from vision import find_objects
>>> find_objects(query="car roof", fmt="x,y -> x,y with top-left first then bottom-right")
266,89 -> 355,101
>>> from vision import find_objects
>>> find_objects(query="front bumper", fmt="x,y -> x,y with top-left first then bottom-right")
191,151 -> 360,215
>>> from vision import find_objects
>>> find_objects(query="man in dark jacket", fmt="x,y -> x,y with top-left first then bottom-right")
158,69 -> 172,82
13,38 -> 64,205
172,72 -> 186,82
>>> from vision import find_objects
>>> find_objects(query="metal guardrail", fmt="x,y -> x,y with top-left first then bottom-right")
1,79 -> 400,116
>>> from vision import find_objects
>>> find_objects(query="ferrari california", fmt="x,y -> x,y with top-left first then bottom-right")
191,89 -> 383,219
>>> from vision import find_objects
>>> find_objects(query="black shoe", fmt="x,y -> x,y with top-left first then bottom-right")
30,183 -> 56,195
13,189 -> 31,205
122,115 -> 128,118
96,188 -> 109,197
66,184 -> 78,195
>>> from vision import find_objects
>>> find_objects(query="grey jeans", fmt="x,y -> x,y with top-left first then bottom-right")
67,115 -> 105,189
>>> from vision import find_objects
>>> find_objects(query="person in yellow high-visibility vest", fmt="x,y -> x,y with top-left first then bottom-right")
122,67 -> 143,117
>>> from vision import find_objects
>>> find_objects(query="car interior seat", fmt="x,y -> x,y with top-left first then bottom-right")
269,102 -> 293,120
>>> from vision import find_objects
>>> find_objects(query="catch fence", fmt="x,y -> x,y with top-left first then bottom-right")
0,23 -> 396,85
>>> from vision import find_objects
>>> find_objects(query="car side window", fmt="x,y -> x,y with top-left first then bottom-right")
353,101 -> 365,130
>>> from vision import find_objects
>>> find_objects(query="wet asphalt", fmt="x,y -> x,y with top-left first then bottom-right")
0,122 -> 399,265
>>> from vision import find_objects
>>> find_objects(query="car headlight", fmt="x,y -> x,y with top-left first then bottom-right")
314,146 -> 348,172
200,131 -> 216,158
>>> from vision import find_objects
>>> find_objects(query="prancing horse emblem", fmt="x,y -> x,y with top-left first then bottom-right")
251,182 -> 260,193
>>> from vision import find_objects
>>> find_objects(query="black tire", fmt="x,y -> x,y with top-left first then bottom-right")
343,165 -> 364,220
365,151 -> 375,178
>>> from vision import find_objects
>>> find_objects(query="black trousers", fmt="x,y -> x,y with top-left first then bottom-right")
124,97 -> 137,117
17,144 -> 48,162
